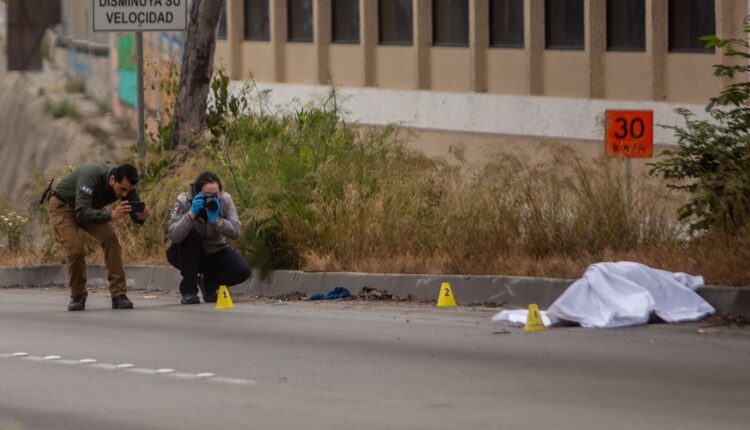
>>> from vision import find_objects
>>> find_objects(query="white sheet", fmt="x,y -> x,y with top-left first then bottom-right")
491,309 -> 558,327
546,262 -> 714,328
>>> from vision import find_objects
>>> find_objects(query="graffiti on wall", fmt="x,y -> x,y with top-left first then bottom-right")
67,50 -> 93,84
117,33 -> 137,108
115,31 -> 184,111
159,32 -> 184,61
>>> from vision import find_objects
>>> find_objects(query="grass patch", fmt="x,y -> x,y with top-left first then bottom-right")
96,98 -> 110,114
44,98 -> 82,121
64,79 -> 86,94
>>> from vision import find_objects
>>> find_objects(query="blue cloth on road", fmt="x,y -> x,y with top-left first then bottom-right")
306,287 -> 351,301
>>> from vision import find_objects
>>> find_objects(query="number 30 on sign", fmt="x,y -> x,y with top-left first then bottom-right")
605,110 -> 653,158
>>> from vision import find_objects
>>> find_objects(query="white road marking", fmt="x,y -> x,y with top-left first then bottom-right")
211,376 -> 256,385
23,356 -> 44,362
3,352 -> 256,386
91,363 -> 119,370
172,372 -> 198,380
127,367 -> 158,375
50,359 -> 80,365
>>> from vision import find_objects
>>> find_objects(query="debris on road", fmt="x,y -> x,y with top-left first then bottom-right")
306,287 -> 352,301
261,291 -> 306,302
702,314 -> 748,327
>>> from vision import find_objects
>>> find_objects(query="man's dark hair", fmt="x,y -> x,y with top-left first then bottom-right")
112,164 -> 139,186
193,171 -> 222,194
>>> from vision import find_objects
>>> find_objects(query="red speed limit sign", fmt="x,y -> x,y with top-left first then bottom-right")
605,110 -> 653,158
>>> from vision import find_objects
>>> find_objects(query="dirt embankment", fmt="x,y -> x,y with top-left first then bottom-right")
0,57 -> 134,206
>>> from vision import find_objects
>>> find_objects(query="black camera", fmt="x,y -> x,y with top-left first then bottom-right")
130,201 -> 146,213
203,192 -> 219,212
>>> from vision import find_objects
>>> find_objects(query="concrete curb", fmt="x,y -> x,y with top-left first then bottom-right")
0,265 -> 748,316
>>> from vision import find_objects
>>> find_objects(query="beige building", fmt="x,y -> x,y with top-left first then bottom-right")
41,1 -> 750,151
217,0 -> 745,102
212,0 -> 748,148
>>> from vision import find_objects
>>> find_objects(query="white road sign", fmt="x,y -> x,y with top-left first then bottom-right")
92,0 -> 188,32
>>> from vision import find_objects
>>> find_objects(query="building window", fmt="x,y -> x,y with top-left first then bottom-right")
244,0 -> 270,41
433,0 -> 469,47
218,1 -> 227,40
607,0 -> 645,51
545,0 -> 584,50
668,0 -> 715,53
288,0 -> 313,42
379,0 -> 413,45
490,0 -> 524,48
332,0 -> 360,43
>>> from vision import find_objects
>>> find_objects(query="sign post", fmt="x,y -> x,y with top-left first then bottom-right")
136,31 -> 145,160
92,0 -> 188,161
605,110 -> 654,211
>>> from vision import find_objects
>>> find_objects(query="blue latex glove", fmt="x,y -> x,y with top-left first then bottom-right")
207,197 -> 221,224
190,192 -> 205,216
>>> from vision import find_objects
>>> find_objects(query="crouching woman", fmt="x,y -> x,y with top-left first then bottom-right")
167,172 -> 251,304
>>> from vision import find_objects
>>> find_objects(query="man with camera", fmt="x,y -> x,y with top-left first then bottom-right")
167,171 -> 251,304
47,163 -> 150,311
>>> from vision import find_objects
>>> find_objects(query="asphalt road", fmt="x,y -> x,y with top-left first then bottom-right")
1,289 -> 749,430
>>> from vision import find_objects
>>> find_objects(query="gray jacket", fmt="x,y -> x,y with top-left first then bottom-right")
168,188 -> 242,255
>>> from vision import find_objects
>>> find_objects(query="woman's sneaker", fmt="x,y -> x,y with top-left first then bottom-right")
197,275 -> 217,303
181,294 -> 201,305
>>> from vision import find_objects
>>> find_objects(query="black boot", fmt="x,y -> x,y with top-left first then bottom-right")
198,275 -> 217,303
68,296 -> 86,311
181,294 -> 200,305
112,295 -> 134,309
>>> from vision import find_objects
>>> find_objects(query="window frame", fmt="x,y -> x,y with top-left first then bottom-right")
432,0 -> 470,47
668,0 -> 716,53
544,0 -> 585,51
287,0 -> 314,43
606,0 -> 646,52
217,0 -> 228,40
489,0 -> 525,49
332,0 -> 360,44
244,0 -> 271,42
378,0 -> 414,46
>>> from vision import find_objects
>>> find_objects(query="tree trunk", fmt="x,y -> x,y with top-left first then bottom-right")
170,0 -> 223,149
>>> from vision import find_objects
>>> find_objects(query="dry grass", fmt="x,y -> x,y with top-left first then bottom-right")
7,83 -> 749,287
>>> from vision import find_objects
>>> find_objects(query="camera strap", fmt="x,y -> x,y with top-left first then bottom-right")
39,178 -> 55,206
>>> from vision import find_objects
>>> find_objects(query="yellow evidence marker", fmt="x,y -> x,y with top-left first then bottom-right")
216,285 -> 235,309
524,304 -> 546,332
437,282 -> 457,308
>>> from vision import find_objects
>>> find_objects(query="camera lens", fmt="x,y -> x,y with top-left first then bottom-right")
205,195 -> 218,211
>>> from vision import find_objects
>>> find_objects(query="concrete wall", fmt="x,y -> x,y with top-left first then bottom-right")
330,44 -> 366,87
430,47 -> 472,92
375,47 -> 416,89
51,44 -> 111,103
486,49 -> 527,95
230,80 -> 709,145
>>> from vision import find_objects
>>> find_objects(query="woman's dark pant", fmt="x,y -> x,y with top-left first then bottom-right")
166,231 -> 251,297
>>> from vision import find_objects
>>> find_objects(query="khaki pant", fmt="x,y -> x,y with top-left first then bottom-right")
48,196 -> 126,299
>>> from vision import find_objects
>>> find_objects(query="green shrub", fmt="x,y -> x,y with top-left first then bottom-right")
650,19 -> 750,234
